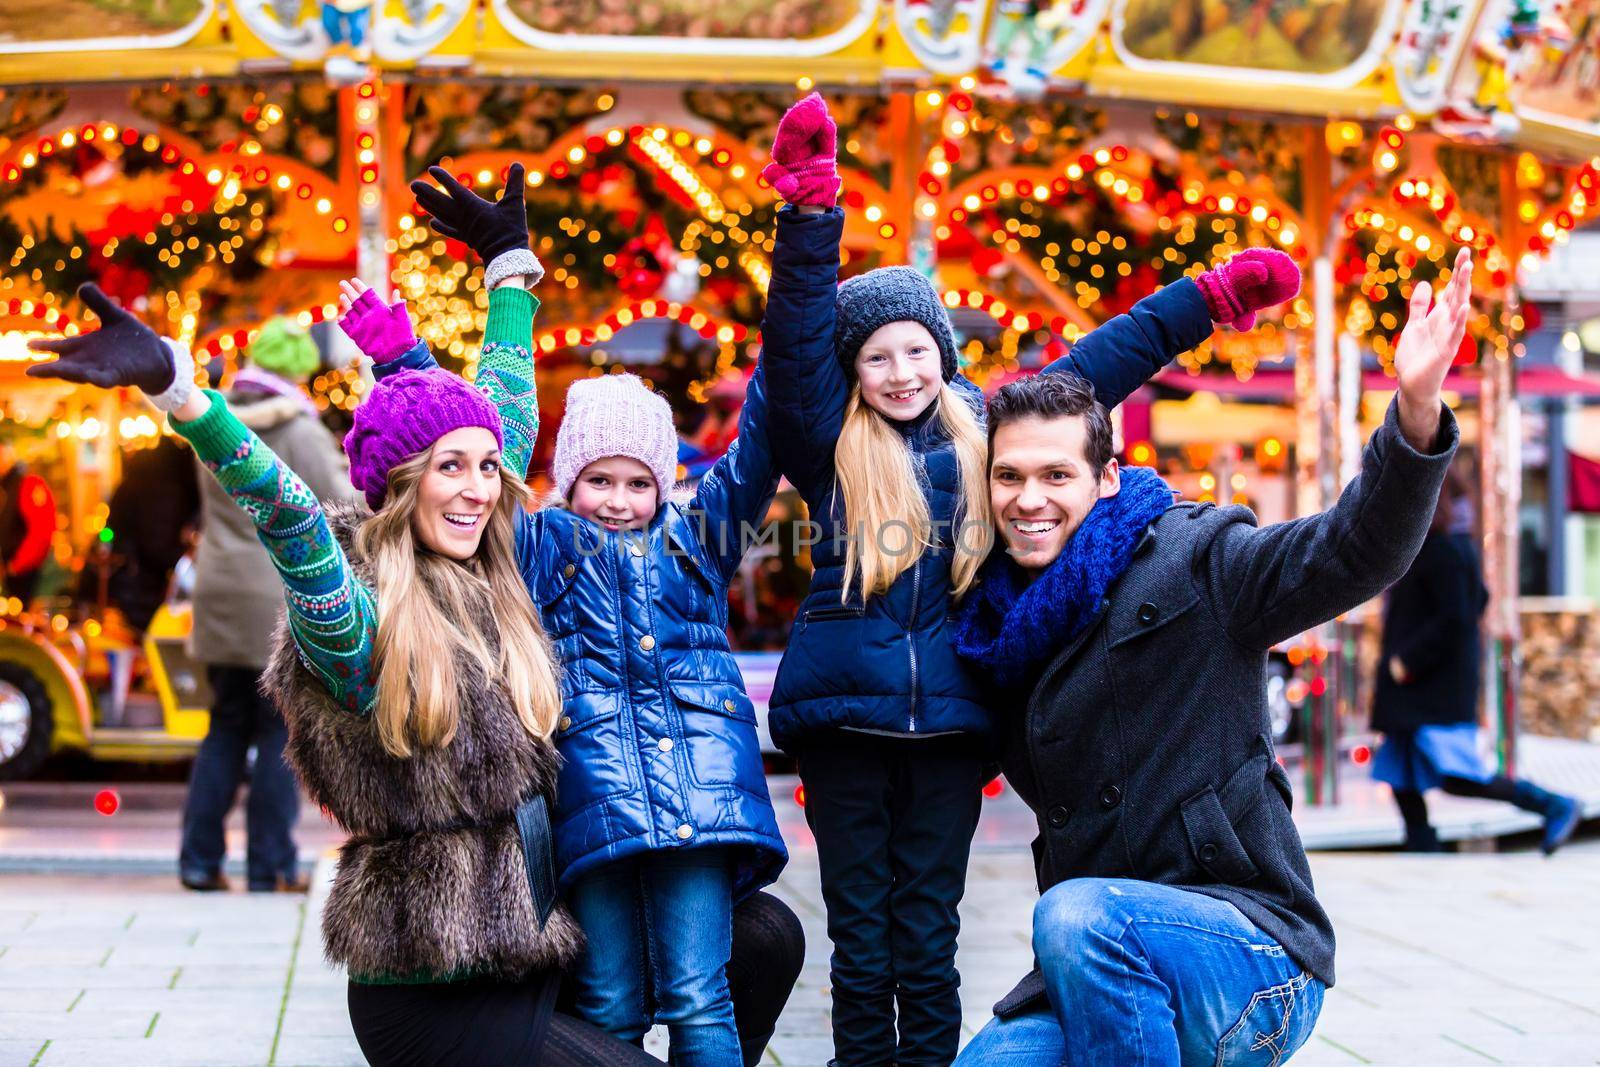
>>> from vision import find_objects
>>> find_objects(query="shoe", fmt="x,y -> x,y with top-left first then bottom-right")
181,871 -> 229,892
249,873 -> 311,894
1542,794 -> 1582,856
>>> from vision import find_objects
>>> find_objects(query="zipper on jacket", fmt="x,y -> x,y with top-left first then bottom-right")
907,556 -> 921,732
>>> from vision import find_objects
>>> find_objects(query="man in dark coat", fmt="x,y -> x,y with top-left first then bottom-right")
1372,466 -> 1582,854
949,252 -> 1472,1065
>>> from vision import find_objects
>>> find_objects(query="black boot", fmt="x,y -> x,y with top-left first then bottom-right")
1509,780 -> 1583,856
1393,789 -> 1444,852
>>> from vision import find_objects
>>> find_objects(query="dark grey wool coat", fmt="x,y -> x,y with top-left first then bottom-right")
263,503 -> 585,984
994,400 -> 1458,1017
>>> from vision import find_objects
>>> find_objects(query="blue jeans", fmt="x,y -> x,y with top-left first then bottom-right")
955,879 -> 1325,1066
568,848 -> 741,1067
178,666 -> 300,890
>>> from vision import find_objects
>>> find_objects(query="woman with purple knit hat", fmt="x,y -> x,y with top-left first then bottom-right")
25,275 -> 682,1063
333,158 -> 797,1067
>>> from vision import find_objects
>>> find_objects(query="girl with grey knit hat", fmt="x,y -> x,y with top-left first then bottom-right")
757,92 -> 1304,1066
342,164 -> 797,1067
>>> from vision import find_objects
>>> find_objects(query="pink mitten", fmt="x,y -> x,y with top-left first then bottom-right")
760,92 -> 841,207
1196,248 -> 1302,331
339,288 -> 417,364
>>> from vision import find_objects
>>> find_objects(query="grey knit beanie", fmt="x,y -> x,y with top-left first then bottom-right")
835,266 -> 960,382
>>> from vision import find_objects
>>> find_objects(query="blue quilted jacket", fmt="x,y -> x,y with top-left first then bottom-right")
376,339 -> 786,902
761,205 -> 1216,752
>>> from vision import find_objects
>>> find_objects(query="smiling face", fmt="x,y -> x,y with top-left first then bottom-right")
410,426 -> 503,560
569,456 -> 660,532
853,320 -> 944,421
989,414 -> 1121,577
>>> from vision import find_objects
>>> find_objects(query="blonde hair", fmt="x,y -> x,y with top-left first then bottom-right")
356,451 -> 562,758
834,382 -> 991,603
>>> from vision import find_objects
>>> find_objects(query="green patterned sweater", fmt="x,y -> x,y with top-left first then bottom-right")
169,285 -> 540,714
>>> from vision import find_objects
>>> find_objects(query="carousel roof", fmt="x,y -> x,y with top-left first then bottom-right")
1,0 -> 1598,158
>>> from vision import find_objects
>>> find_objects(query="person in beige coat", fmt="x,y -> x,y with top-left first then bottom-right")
179,317 -> 360,893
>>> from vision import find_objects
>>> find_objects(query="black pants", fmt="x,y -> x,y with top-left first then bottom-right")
1393,775 -> 1555,851
352,891 -> 805,1066
178,665 -> 300,888
351,972 -> 662,1066
797,735 -> 985,1067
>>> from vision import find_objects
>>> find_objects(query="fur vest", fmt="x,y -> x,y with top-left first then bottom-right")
263,502 -> 584,983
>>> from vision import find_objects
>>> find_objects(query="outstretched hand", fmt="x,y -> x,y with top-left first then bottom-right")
1393,247 -> 1473,452
761,92 -> 840,209
409,162 -> 529,267
338,278 -> 417,364
27,284 -> 175,394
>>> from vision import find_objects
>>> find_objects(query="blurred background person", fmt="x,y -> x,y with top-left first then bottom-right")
0,437 -> 57,605
96,437 -> 201,633
1372,464 -> 1583,855
179,317 -> 360,893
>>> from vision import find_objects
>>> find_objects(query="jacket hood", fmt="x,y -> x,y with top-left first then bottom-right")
228,393 -> 314,433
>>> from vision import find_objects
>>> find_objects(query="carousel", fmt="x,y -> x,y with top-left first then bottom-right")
1,0 -> 1598,792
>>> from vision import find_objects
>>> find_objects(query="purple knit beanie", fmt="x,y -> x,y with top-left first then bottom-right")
344,369 -> 504,510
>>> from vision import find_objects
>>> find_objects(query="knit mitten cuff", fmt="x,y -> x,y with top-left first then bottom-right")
486,248 -> 544,290
1196,268 -> 1251,330
147,338 -> 197,413
762,157 -> 841,207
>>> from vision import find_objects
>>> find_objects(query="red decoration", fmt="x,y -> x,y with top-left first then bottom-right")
93,789 -> 120,816
1571,451 -> 1600,512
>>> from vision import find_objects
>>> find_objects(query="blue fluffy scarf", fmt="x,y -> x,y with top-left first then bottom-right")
954,467 -> 1175,688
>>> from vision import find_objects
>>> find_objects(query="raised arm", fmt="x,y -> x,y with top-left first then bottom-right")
173,392 -> 378,714
345,163 -> 543,480
28,286 -> 378,715
1044,249 -> 1302,409
342,279 -> 540,477
759,93 -> 849,500
761,206 -> 847,499
688,358 -> 782,582
1204,249 -> 1472,650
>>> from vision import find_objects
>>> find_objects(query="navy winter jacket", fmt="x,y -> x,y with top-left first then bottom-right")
376,341 -> 787,903
760,205 -> 1215,751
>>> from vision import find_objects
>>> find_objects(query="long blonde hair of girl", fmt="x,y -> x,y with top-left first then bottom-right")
834,382 -> 991,603
357,451 -> 562,758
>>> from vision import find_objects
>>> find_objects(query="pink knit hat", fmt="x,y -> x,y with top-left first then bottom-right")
344,369 -> 503,510
552,373 -> 677,500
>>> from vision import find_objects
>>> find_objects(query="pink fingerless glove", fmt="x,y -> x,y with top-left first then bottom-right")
761,91 -> 841,208
339,289 -> 417,364
1196,248 -> 1302,331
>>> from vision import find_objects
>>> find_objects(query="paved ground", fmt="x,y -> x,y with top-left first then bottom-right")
1,776 -> 1598,1065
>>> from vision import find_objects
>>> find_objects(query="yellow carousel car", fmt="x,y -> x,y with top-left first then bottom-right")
0,600 -> 209,780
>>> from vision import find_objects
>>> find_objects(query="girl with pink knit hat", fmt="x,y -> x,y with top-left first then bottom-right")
338,164 -> 791,1066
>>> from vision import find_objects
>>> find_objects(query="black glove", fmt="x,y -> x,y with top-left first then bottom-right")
27,284 -> 175,394
409,162 -> 529,265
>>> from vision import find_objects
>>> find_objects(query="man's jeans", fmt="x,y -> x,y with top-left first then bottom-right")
955,879 -> 1324,1066
569,848 -> 741,1067
178,666 -> 300,889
